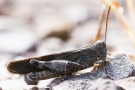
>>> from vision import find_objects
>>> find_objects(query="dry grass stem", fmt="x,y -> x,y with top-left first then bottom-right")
126,0 -> 135,29
128,54 -> 135,64
100,0 -> 135,47
93,5 -> 106,43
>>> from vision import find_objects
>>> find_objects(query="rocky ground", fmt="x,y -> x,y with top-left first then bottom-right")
0,0 -> 135,90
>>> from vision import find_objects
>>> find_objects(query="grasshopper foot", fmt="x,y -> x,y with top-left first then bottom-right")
94,60 -> 105,65
27,72 -> 37,81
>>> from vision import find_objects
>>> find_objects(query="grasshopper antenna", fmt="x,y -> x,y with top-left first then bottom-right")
105,5 -> 111,43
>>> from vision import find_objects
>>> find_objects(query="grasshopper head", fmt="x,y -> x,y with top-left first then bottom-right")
94,40 -> 107,61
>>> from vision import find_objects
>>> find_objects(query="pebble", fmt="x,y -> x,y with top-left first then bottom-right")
0,16 -> 29,31
0,30 -> 38,54
69,21 -> 98,47
0,58 -> 13,81
60,3 -> 90,25
0,54 -> 25,81
36,37 -> 64,55
0,80 -> 31,90
34,14 -> 71,39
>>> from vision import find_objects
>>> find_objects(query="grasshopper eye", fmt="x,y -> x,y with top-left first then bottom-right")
98,42 -> 106,48
98,42 -> 103,48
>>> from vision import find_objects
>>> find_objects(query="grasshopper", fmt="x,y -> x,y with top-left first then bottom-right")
7,6 -> 111,81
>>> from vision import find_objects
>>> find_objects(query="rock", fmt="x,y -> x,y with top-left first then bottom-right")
89,79 -> 124,90
106,54 -> 134,80
38,78 -> 55,87
131,68 -> 135,76
0,30 -> 38,54
115,77 -> 135,90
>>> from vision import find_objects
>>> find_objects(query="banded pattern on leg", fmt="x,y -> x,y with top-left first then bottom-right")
27,70 -> 60,81
30,59 -> 85,75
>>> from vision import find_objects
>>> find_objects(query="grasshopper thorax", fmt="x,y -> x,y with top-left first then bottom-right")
93,40 -> 107,61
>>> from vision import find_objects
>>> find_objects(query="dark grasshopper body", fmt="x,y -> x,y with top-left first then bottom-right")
7,40 -> 107,80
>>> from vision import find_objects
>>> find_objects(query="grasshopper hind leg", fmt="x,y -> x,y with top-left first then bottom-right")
30,59 -> 85,75
27,70 -> 72,81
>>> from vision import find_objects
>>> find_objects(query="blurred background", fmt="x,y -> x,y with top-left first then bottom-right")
0,0 -> 135,88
